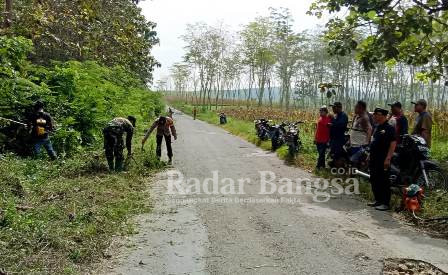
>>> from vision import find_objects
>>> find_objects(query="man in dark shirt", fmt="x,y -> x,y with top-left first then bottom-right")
368,108 -> 397,211
388,101 -> 408,144
29,101 -> 57,160
103,116 -> 136,172
329,102 -> 348,162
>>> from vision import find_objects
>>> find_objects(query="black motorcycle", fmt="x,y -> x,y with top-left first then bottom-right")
355,134 -> 447,192
392,134 -> 447,191
271,122 -> 287,151
329,131 -> 370,171
219,113 -> 227,125
284,122 -> 303,157
254,119 -> 272,140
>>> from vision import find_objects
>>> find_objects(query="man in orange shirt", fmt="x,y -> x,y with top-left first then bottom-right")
314,106 -> 331,169
142,116 -> 177,164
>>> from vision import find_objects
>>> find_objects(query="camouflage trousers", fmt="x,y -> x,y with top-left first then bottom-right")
103,127 -> 124,172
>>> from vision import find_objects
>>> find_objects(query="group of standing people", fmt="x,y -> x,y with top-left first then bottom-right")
314,99 -> 433,211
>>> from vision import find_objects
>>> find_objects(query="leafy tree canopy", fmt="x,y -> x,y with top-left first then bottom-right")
1,0 -> 159,83
309,0 -> 448,81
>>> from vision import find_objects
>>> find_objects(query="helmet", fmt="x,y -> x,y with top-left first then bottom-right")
34,100 -> 44,111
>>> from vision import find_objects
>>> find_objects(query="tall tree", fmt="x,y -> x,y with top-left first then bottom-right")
170,62 -> 191,102
2,0 -> 12,29
309,0 -> 448,81
270,7 -> 303,110
241,16 -> 276,107
182,22 -> 227,109
0,0 -> 159,82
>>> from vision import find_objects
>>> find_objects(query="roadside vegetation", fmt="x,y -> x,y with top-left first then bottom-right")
0,139 -> 164,274
0,1 -> 163,273
0,36 -> 165,274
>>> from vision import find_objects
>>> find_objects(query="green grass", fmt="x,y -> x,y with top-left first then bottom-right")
173,101 -> 448,223
430,140 -> 448,162
0,131 -> 165,274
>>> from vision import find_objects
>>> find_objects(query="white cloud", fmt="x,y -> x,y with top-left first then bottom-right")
140,0 -> 326,83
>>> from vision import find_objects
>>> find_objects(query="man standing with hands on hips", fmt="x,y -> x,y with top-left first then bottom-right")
368,107 -> 397,211
142,116 -> 177,165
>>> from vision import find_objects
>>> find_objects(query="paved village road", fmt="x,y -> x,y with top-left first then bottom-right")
103,109 -> 448,275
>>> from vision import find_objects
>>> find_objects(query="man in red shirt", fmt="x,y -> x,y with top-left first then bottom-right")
315,106 -> 331,169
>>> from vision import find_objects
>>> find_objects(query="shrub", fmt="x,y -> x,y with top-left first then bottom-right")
0,36 -> 164,156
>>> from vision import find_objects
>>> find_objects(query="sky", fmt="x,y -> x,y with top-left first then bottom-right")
140,0 -> 326,85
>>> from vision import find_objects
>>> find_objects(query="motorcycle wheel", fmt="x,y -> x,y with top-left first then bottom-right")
272,138 -> 280,151
288,145 -> 297,157
416,167 -> 448,191
261,132 -> 269,141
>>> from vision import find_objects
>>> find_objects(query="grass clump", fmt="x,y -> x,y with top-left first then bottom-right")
0,134 -> 164,274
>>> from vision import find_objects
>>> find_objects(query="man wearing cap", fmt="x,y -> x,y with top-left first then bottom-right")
368,108 -> 397,211
411,99 -> 432,148
329,102 -> 348,163
388,101 -> 408,144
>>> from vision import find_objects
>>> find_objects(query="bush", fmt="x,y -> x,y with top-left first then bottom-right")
0,36 -> 166,274
0,36 -> 164,156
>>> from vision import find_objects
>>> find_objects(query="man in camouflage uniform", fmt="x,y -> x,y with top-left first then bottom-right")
142,116 -> 177,164
103,116 -> 136,172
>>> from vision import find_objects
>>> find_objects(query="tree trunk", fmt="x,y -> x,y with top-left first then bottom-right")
3,0 -> 12,29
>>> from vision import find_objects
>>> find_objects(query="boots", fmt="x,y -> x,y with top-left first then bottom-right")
115,159 -> 124,172
107,158 -> 114,171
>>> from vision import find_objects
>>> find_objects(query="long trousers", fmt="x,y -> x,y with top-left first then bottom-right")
316,143 -> 328,168
103,128 -> 124,171
33,138 -> 57,160
370,165 -> 391,206
156,134 -> 172,159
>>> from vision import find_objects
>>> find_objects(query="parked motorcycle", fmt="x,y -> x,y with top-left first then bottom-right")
219,113 -> 227,125
270,122 -> 287,151
328,131 -> 370,171
284,122 -> 303,157
355,134 -> 447,192
393,134 -> 447,191
254,118 -> 272,141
